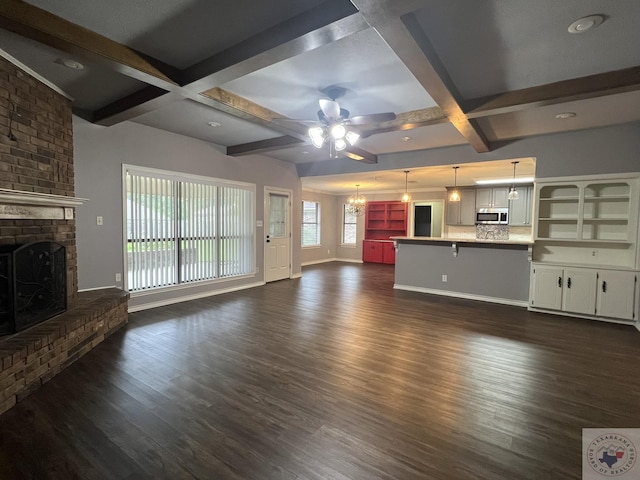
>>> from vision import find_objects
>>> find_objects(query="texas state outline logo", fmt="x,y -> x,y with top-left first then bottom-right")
583,429 -> 638,478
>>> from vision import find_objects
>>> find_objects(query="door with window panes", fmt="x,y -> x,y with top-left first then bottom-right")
265,190 -> 290,282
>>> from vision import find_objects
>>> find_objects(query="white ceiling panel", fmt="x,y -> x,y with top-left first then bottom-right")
221,28 -> 437,121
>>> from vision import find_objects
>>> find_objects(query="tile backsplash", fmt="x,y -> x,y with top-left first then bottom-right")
476,224 -> 509,240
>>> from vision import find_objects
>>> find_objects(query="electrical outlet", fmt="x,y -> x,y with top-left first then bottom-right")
327,249 -> 330,254
591,250 -> 598,257
96,216 -> 103,226
442,274 -> 448,282
256,267 -> 260,273
115,273 -> 121,282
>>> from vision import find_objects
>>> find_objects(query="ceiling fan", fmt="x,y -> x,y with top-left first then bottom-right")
281,86 -> 396,158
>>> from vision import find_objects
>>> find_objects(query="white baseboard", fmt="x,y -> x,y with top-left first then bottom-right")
128,281 -> 265,313
290,272 -> 302,279
78,285 -> 120,292
301,258 -> 363,266
301,258 -> 338,266
393,284 -> 529,308
528,306 -> 636,326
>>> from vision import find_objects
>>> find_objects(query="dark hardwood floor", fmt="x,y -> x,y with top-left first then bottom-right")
1,262 -> 639,479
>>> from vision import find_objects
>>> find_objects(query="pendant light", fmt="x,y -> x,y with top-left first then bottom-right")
449,166 -> 461,202
401,170 -> 411,203
508,161 -> 520,200
346,184 -> 367,216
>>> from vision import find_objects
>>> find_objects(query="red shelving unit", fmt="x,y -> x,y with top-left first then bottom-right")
362,201 -> 408,264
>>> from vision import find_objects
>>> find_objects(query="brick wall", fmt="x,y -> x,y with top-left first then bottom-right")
0,55 -> 77,299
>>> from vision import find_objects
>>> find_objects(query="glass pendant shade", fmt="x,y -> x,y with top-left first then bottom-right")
308,122 -> 359,156
401,170 -> 411,203
449,166 -> 461,202
509,161 -> 519,200
309,127 -> 325,148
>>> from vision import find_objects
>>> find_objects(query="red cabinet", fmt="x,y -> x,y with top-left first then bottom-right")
363,201 -> 407,264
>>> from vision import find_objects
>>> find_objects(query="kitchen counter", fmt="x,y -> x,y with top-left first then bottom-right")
393,236 -> 532,306
392,236 -> 533,246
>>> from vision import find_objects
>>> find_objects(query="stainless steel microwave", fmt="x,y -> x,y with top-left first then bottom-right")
476,208 -> 508,224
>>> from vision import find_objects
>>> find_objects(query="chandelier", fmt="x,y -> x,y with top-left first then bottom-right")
309,124 -> 360,158
346,184 -> 366,216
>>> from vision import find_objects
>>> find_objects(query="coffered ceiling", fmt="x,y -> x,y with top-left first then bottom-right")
1,0 -> 639,193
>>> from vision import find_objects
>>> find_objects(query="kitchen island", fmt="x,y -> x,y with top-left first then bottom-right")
392,237 -> 533,306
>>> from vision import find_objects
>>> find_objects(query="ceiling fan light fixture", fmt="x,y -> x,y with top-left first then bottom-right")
346,131 -> 360,146
334,138 -> 347,151
309,127 -> 325,148
330,124 -> 346,140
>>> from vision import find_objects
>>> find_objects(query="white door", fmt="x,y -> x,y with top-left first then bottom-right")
597,270 -> 637,320
562,268 -> 597,315
264,190 -> 290,282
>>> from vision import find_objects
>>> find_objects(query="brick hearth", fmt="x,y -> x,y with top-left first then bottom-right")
0,289 -> 128,415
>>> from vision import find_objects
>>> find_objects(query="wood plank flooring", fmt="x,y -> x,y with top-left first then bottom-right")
1,262 -> 639,479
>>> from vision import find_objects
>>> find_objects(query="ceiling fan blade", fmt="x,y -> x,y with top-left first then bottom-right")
348,112 -> 396,125
319,99 -> 341,120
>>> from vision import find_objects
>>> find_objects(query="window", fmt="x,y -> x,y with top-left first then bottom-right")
342,204 -> 357,244
124,165 -> 255,292
301,201 -> 320,246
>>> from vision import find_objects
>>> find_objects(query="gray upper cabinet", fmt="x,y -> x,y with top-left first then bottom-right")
509,186 -> 533,226
446,188 -> 476,225
476,187 -> 509,208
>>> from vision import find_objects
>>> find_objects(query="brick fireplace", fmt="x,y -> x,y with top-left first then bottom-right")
0,54 -> 128,415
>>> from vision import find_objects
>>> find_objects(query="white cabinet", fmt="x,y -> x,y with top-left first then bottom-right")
530,263 -> 638,321
597,270 -> 637,320
476,187 -> 509,208
508,186 -> 533,226
446,188 -> 476,225
530,265 -> 597,315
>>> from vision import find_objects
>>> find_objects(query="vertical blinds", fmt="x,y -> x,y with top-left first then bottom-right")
125,166 -> 254,292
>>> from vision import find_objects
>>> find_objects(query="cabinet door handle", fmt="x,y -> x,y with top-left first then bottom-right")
567,277 -> 572,288
558,276 -> 562,288
602,281 -> 607,293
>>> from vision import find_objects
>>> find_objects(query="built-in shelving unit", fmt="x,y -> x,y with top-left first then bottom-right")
363,201 -> 408,264
530,174 -> 640,324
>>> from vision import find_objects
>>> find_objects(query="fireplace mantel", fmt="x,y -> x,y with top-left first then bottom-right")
0,189 -> 88,220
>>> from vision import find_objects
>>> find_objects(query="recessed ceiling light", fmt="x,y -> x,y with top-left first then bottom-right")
555,112 -> 577,119
568,15 -> 604,34
207,121 -> 221,127
56,58 -> 84,70
401,136 -> 412,142
302,151 -> 309,155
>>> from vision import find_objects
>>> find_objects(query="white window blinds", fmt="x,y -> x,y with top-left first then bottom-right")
125,166 -> 255,292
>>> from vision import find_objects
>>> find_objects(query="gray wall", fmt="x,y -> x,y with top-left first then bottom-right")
74,117 -> 301,309
297,122 -> 640,179
301,190 -> 339,264
395,242 -> 531,304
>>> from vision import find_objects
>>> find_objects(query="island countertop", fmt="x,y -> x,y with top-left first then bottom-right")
391,236 -> 533,246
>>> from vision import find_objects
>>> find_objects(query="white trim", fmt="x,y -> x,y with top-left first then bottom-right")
128,281 -> 265,312
78,285 -> 120,292
537,172 -> 640,184
302,258 -> 338,266
528,306 -> 636,326
393,284 -> 529,308
0,48 -> 73,100
337,258 -> 363,264
291,272 -> 302,279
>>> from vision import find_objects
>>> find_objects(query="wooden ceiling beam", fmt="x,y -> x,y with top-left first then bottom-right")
342,146 -> 377,164
349,2 -> 490,152
227,136 -> 305,157
465,65 -> 640,118
0,0 -> 179,90
358,106 -> 447,138
183,2 -> 367,91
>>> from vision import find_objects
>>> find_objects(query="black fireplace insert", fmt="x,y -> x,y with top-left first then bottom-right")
0,241 -> 67,335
